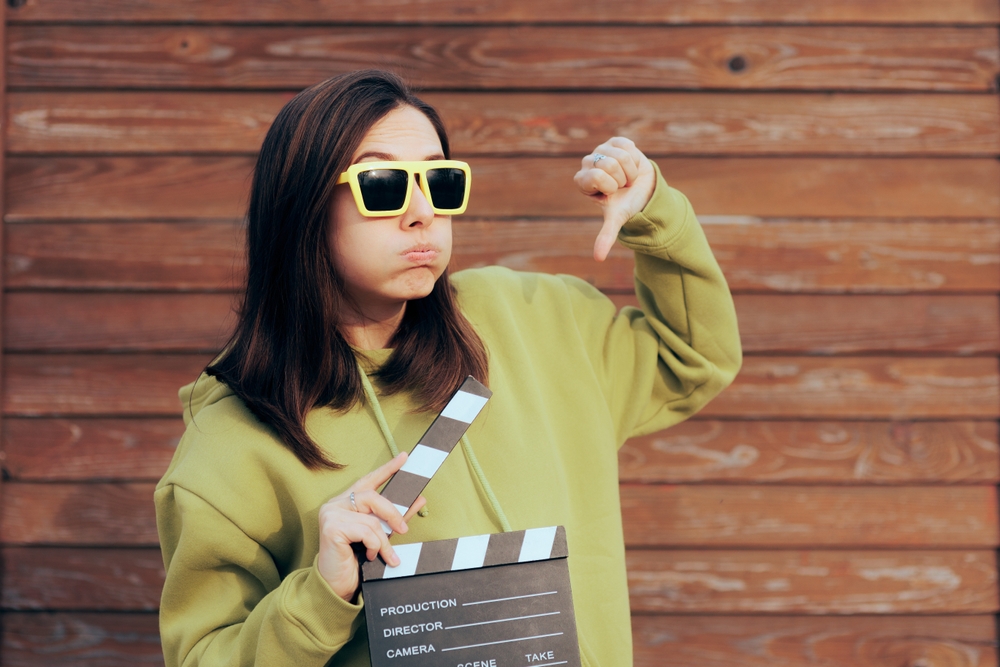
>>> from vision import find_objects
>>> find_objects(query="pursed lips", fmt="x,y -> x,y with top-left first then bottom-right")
401,243 -> 441,264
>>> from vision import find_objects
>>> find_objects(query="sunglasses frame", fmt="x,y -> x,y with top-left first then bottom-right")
335,159 -> 472,217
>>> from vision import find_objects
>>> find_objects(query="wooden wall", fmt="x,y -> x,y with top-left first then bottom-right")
2,1 -> 999,665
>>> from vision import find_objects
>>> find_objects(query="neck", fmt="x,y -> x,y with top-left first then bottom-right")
341,301 -> 406,350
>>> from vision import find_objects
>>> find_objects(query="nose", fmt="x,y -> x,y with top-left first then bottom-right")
401,174 -> 434,228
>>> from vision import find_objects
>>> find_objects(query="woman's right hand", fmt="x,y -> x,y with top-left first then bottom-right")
317,452 -> 426,601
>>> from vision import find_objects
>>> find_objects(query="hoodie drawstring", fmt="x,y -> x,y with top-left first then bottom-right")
358,365 -> 511,532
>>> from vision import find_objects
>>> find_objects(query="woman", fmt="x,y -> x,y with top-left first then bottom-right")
155,69 -> 741,667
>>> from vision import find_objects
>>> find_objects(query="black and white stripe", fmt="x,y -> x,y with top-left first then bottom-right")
378,376 -> 491,533
363,525 -> 568,581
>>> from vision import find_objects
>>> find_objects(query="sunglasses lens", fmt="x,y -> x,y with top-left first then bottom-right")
357,169 -> 409,212
426,168 -> 467,210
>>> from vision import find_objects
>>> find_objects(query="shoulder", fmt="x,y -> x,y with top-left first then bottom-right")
158,377 -> 305,516
451,265 -> 607,309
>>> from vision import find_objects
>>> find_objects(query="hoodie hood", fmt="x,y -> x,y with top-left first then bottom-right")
179,373 -> 235,426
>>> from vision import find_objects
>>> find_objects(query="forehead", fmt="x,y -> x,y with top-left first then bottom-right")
352,105 -> 443,162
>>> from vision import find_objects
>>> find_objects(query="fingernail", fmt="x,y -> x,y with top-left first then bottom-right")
389,550 -> 400,567
398,521 -> 408,534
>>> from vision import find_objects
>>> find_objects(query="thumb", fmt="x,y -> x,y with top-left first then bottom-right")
593,208 -> 628,262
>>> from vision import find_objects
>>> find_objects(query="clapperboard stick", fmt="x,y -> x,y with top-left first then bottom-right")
376,376 -> 491,535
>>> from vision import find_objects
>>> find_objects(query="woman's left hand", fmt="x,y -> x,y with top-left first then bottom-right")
573,137 -> 656,262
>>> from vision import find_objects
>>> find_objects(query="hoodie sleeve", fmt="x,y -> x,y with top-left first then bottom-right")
569,161 -> 742,444
155,483 -> 365,667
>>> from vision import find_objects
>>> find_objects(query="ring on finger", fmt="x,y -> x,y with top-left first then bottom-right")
350,491 -> 359,512
592,154 -> 606,168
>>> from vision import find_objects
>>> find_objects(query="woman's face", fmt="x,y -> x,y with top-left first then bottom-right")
329,105 -> 453,320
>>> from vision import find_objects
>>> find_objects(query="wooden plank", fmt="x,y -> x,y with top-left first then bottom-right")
2,612 -> 164,667
631,615 -> 998,667
5,292 -> 237,352
4,354 -> 996,418
8,25 -> 998,92
7,220 -> 998,293
6,481 -> 995,548
8,0 -> 999,24
2,483 -> 158,546
8,293 -> 997,354
10,91 -> 1000,157
619,421 -> 1000,484
5,221 -> 245,291
1,547 -> 163,611
2,418 -> 182,482
704,356 -> 1000,419
3,354 -> 208,417
627,549 -> 999,614
7,157 -> 1000,220
4,546 -> 993,614
4,613 -> 994,667
733,294 -> 1000,354
621,485 -> 999,548
5,418 -> 995,485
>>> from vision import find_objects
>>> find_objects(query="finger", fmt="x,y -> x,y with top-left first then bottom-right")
402,495 -> 427,522
353,451 -> 408,492
336,512 -> 400,566
589,145 -> 636,187
352,489 -> 412,534
607,137 -> 646,180
574,168 -> 621,197
594,214 -> 625,262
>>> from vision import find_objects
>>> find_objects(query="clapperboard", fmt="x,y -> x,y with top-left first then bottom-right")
361,377 -> 582,667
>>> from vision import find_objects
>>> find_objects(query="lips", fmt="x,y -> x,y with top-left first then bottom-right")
401,243 -> 441,264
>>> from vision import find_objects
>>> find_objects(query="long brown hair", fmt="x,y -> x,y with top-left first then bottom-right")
207,70 -> 488,470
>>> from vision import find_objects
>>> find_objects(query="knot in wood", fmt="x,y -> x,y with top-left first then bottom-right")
728,55 -> 747,73
6,0 -> 26,8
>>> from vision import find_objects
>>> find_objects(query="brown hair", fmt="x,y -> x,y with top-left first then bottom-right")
207,70 -> 488,470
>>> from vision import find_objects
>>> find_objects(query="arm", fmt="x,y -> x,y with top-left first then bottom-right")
573,138 -> 742,441
156,453 -> 424,666
156,484 -> 363,667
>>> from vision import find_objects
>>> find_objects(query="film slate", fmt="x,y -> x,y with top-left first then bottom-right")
362,526 -> 581,667
375,375 -> 492,534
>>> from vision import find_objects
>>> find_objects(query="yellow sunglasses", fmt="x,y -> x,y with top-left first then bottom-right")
336,160 -> 472,217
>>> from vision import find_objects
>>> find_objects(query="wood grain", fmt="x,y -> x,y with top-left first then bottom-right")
5,418 -> 995,485
621,485 -> 999,548
3,613 -> 995,667
2,483 -> 158,546
627,549 -> 999,614
631,615 -> 998,667
8,0 -> 999,24
704,356 -> 1000,419
10,91 -> 1000,157
2,417 -> 182,481
7,220 -> 998,293
5,354 -> 996,418
5,292 -> 238,352
2,354 -> 208,417
1,547 -> 163,611
8,293 -> 997,354
8,26 -> 998,92
8,156 -> 1000,219
652,294 -> 1000,354
4,546 -> 993,614
2,612 -> 164,667
5,481 -> 995,548
619,421 -> 1000,484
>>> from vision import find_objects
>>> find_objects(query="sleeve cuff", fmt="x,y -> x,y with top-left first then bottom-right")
279,556 -> 365,651
617,161 -> 694,254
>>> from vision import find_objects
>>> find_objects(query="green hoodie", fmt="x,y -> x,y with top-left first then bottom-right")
155,166 -> 742,667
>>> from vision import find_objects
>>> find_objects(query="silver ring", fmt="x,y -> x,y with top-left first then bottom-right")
592,154 -> 606,168
349,491 -> 359,512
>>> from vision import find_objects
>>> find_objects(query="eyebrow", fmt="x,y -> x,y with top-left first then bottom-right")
354,150 -> 447,163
